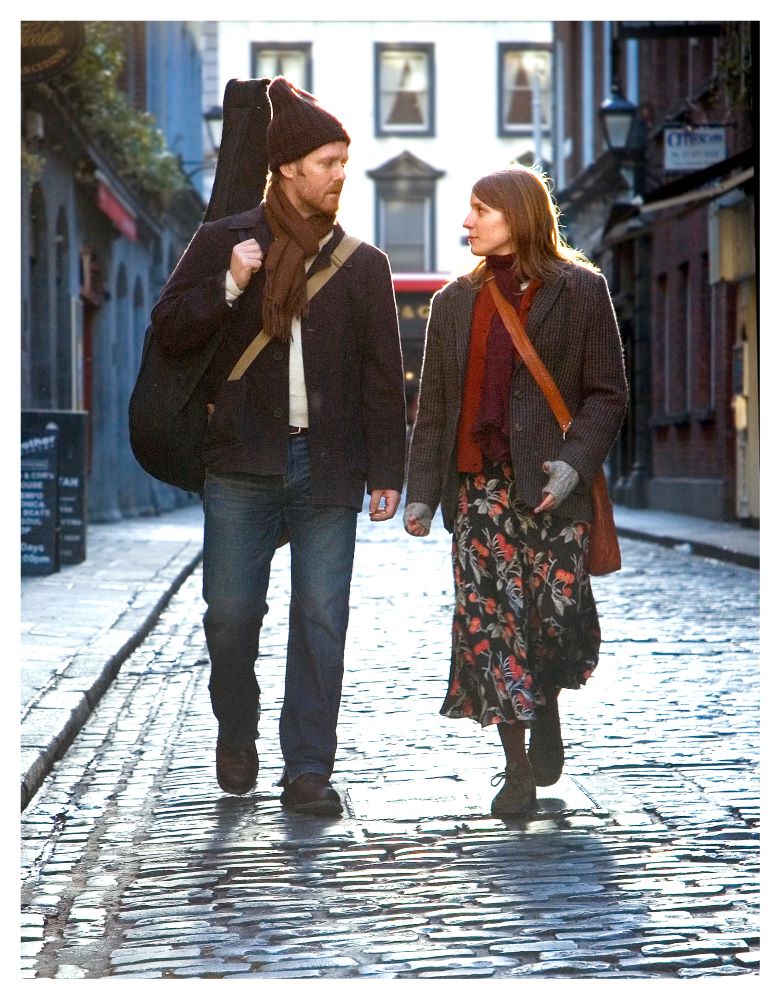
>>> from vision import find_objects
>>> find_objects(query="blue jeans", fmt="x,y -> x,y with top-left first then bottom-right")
202,435 -> 357,782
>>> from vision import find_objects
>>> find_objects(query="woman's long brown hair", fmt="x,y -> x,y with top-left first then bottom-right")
469,165 -> 598,287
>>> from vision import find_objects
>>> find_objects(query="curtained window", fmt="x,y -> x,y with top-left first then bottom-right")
252,43 -> 312,93
375,44 -> 434,136
499,44 -> 552,138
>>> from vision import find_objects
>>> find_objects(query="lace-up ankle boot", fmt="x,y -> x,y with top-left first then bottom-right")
490,761 -> 537,816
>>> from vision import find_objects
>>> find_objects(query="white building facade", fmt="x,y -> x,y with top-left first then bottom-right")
203,19 -> 553,276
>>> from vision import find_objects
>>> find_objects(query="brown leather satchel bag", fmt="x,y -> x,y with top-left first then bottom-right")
486,277 -> 621,576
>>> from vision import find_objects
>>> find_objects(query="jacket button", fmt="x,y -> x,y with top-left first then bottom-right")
273,349 -> 283,361
273,407 -> 283,419
514,422 -> 523,432
514,388 -> 523,399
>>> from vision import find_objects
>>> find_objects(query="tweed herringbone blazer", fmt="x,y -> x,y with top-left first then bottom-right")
406,262 -> 628,528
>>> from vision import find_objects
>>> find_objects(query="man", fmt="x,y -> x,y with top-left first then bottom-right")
151,78 -> 407,815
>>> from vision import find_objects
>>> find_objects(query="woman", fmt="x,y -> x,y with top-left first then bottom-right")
404,166 -> 627,816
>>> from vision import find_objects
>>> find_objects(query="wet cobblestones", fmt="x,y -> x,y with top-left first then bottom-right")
20,516 -> 759,979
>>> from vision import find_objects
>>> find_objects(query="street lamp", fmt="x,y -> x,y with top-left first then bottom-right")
599,83 -> 647,200
181,106 -> 224,187
599,77 -> 649,509
599,85 -> 638,155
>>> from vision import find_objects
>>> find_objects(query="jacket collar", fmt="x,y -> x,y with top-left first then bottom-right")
526,266 -> 568,333
227,204 -> 272,247
445,264 -> 569,381
306,223 -> 346,278
461,264 -> 570,338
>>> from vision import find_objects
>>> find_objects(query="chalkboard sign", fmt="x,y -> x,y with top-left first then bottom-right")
21,422 -> 59,575
22,410 -> 88,566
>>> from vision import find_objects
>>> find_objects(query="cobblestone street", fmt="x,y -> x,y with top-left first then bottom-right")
20,511 -> 760,980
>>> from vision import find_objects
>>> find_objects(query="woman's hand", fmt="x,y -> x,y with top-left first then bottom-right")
534,460 -> 580,514
404,502 -> 432,537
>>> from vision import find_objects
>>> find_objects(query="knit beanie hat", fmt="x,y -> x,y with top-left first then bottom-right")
266,76 -> 350,170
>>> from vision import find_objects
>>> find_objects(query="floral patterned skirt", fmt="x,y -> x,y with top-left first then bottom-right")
440,462 -> 600,727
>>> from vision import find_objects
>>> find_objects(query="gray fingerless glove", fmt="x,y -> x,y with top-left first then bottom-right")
541,460 -> 580,507
404,502 -> 433,533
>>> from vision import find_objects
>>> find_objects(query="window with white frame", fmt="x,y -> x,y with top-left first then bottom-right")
368,151 -> 444,272
252,43 -> 312,92
375,44 -> 434,136
499,44 -> 552,138
380,197 -> 430,273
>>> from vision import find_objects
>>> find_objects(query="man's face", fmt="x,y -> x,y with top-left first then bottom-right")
280,141 -> 349,218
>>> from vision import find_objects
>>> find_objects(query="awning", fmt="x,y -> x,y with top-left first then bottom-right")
640,167 -> 754,215
95,171 -> 138,242
393,274 -> 450,293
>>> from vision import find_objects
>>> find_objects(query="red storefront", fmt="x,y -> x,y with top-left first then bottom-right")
393,274 -> 449,426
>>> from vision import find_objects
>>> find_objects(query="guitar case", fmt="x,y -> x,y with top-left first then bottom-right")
129,78 -> 271,492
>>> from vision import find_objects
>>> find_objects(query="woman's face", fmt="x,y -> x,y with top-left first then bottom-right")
463,194 -> 514,257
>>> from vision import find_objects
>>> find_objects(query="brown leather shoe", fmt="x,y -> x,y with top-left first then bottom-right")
216,740 -> 258,795
280,772 -> 343,816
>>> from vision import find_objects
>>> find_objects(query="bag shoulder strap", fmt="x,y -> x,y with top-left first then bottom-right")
486,276 -> 572,437
307,233 -> 363,298
227,233 -> 363,382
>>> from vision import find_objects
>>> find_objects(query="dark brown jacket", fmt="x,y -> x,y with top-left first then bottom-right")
407,262 -> 628,528
150,205 -> 407,510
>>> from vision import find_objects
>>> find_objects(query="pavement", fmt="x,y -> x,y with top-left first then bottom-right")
19,498 -> 759,812
18,495 -> 760,979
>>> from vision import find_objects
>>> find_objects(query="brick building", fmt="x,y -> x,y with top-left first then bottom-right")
552,21 -> 756,524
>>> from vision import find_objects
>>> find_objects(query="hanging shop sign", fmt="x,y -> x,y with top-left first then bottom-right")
21,22 -> 85,85
664,126 -> 726,172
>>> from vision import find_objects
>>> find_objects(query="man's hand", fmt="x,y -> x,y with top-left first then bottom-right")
369,489 -> 400,522
229,238 -> 263,290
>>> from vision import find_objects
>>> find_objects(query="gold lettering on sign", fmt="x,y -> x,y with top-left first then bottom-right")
22,23 -> 64,46
26,52 -> 68,73
399,302 -> 431,321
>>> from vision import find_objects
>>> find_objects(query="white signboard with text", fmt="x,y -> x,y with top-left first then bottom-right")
664,126 -> 726,171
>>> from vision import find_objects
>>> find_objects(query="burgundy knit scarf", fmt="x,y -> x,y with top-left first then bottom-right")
471,254 -> 524,462
262,181 -> 335,342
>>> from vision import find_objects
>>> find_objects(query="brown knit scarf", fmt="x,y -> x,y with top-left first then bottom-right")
262,180 -> 335,342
